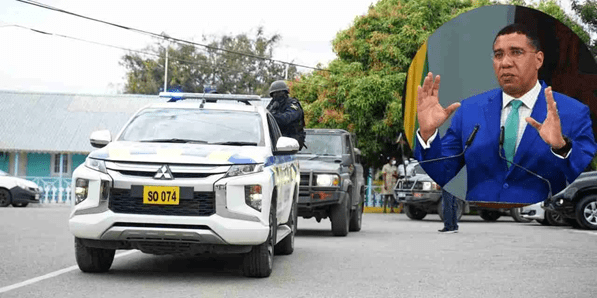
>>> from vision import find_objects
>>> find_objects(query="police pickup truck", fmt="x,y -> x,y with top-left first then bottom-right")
296,129 -> 365,236
69,92 -> 300,278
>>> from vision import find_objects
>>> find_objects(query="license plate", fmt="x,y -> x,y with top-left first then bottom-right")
143,186 -> 180,205
397,192 -> 406,198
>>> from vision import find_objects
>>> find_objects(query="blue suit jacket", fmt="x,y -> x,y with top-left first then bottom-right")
414,81 -> 597,204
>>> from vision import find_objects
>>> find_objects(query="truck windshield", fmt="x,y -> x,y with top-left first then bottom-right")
118,108 -> 264,145
298,134 -> 343,156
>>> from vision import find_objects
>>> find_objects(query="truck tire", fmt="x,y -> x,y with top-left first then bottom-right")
0,189 -> 11,207
575,195 -> 597,230
75,237 -> 115,273
544,209 -> 568,226
437,198 -> 464,221
479,210 -> 501,221
510,207 -> 532,223
12,202 -> 29,207
330,193 -> 350,236
243,200 -> 276,277
349,189 -> 364,232
275,195 -> 297,255
405,205 -> 427,220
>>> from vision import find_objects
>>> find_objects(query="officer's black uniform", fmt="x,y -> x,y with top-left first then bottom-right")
267,93 -> 306,149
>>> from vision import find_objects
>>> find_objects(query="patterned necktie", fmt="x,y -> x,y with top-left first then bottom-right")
504,99 -> 523,167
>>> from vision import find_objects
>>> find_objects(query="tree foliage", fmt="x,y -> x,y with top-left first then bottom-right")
571,0 -> 597,57
290,0 -> 591,170
121,27 -> 297,96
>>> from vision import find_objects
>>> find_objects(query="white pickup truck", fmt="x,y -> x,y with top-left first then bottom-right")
69,93 -> 300,277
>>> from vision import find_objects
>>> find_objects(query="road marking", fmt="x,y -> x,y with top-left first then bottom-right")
0,250 -> 137,294
569,229 -> 597,236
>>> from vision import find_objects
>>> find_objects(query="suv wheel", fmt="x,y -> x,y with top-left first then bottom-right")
75,237 -> 115,273
479,210 -> 501,221
275,195 -> 297,255
0,189 -> 11,207
349,189 -> 364,232
544,209 -> 568,226
575,195 -> 597,230
243,201 -> 276,277
330,193 -> 350,236
405,205 -> 427,220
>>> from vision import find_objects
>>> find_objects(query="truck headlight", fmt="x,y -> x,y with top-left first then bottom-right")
422,182 -> 432,190
245,185 -> 262,211
225,164 -> 264,178
85,158 -> 107,174
316,174 -> 340,187
75,178 -> 89,205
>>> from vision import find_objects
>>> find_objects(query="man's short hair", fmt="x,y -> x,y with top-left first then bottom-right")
493,23 -> 541,51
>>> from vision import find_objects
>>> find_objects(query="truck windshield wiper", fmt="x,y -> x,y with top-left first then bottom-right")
139,138 -> 207,144
212,141 -> 258,146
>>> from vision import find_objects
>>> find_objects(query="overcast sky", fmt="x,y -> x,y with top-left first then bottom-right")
0,0 -> 376,94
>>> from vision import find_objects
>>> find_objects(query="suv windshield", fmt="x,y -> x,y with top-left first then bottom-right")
119,108 -> 264,145
298,134 -> 343,156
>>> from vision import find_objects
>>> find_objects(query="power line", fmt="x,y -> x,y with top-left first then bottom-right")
4,23 -> 216,68
15,0 -> 330,72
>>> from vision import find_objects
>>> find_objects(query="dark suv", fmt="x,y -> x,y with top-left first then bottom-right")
544,170 -> 597,230
296,129 -> 365,236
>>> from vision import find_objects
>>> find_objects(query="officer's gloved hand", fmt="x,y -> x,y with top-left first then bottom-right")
269,100 -> 280,111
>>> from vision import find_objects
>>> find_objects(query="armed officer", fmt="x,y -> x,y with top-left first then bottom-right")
266,80 -> 306,150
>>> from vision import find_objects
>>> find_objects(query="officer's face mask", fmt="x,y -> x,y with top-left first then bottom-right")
271,91 -> 287,102
391,160 -> 396,165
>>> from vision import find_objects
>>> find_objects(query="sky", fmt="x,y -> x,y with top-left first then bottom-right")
0,0 -> 376,94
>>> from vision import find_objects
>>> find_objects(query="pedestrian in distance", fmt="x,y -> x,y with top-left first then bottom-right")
381,156 -> 399,213
438,189 -> 459,233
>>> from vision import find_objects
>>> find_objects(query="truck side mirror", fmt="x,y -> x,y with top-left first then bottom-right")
274,137 -> 299,155
90,130 -> 111,148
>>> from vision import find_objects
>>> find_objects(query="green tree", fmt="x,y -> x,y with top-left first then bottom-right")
571,0 -> 597,57
121,27 -> 297,95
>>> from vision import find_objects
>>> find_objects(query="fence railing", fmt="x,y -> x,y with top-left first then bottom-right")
365,185 -> 389,207
23,177 -> 73,205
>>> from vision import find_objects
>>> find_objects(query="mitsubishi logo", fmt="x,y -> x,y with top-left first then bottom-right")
154,165 -> 174,180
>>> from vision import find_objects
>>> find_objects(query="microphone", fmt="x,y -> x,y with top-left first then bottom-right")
499,126 -> 552,200
416,124 -> 480,164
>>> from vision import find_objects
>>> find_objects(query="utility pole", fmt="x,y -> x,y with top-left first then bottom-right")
163,45 -> 169,92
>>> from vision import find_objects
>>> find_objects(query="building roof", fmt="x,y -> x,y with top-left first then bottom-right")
0,90 -> 163,154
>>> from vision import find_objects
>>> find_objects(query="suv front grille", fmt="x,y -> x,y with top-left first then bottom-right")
117,170 -> 213,179
300,173 -> 311,187
400,181 -> 422,190
108,188 -> 215,216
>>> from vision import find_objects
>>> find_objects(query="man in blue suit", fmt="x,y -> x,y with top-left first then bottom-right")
414,24 -> 597,213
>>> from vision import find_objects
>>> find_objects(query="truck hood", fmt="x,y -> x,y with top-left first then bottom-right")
297,159 -> 341,173
405,174 -> 434,182
88,141 -> 271,165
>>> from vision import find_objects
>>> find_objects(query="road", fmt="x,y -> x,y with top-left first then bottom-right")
1,205 -> 596,298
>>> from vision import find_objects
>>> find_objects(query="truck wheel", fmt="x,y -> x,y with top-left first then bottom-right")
330,193 -> 350,236
405,205 -> 427,220
537,218 -> 551,226
437,199 -> 464,221
243,201 -> 276,277
544,210 -> 568,226
275,196 -> 297,255
75,237 -> 115,273
0,189 -> 11,207
565,218 -> 582,229
12,202 -> 29,207
479,210 -> 501,221
510,207 -> 532,223
575,195 -> 597,230
349,190 -> 364,232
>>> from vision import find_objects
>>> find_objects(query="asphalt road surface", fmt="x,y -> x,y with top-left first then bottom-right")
1,205 -> 596,298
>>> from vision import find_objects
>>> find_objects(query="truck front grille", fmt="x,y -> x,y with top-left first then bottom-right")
300,173 -> 311,187
108,188 -> 215,216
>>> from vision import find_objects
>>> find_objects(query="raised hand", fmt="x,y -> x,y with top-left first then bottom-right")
525,86 -> 566,149
417,72 -> 461,141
